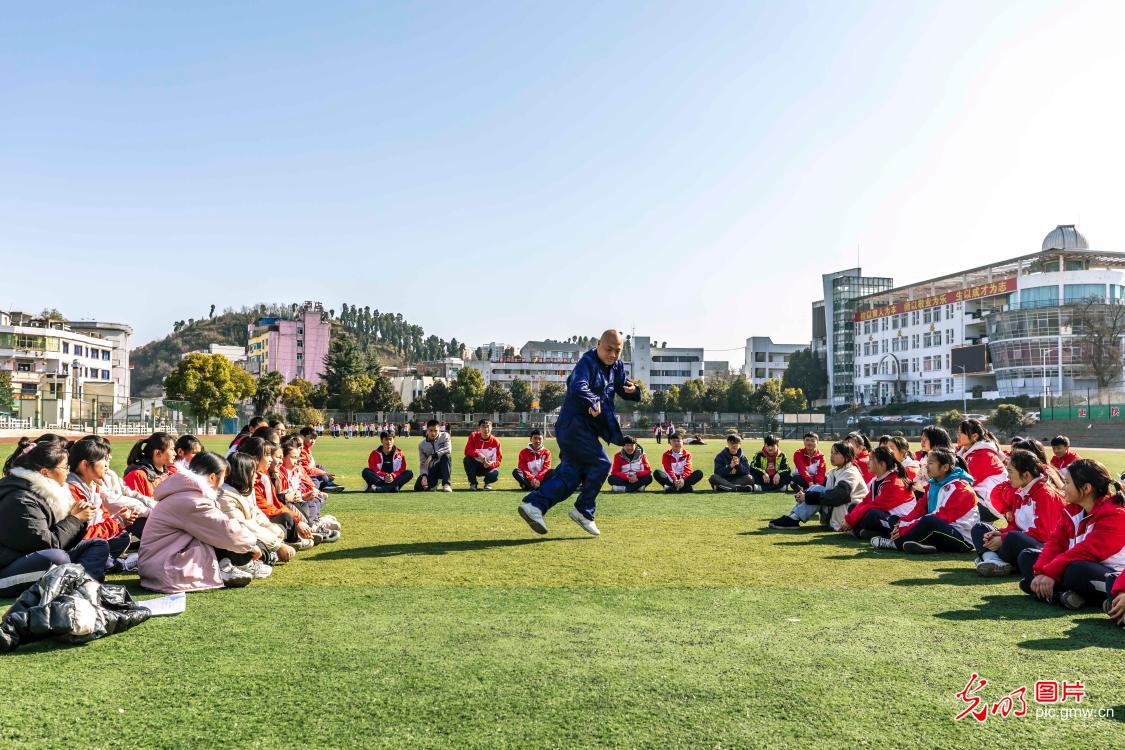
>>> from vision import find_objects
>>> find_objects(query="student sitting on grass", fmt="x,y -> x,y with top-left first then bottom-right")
416,419 -> 453,492
237,437 -> 313,551
769,441 -> 867,530
607,436 -> 652,492
747,434 -> 792,492
971,449 -> 1067,577
887,436 -> 920,481
1049,435 -> 1081,472
791,433 -> 826,491
139,451 -> 266,592
708,434 -> 755,492
463,419 -> 502,491
217,452 -> 295,566
912,425 -> 951,482
513,429 -> 553,492
66,437 -> 136,574
227,416 -> 267,456
278,437 -> 341,540
123,432 -> 175,497
93,435 -> 153,539
1018,459 -> 1125,610
363,431 -> 415,493
870,448 -> 978,554
957,419 -> 1007,522
0,438 -> 110,598
846,432 -> 873,483
839,446 -> 917,540
654,432 -> 704,493
299,427 -> 344,493
170,434 -> 202,474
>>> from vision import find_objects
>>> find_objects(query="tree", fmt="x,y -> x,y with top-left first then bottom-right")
751,380 -> 782,425
481,381 -> 515,412
782,349 -> 828,403
780,386 -> 807,413
367,375 -> 404,412
307,383 -> 329,409
287,406 -> 324,428
0,370 -> 13,414
678,379 -> 705,412
289,378 -> 314,399
700,380 -> 730,412
938,409 -> 963,432
538,382 -> 566,412
424,381 -> 453,412
251,370 -> 285,415
509,379 -> 534,412
991,404 -> 1024,434
209,304 -> 216,319
341,374 -> 375,418
323,333 -> 367,407
280,384 -> 307,411
1073,299 -> 1125,401
163,353 -> 255,425
39,308 -> 65,322
450,368 -> 486,412
726,375 -> 754,412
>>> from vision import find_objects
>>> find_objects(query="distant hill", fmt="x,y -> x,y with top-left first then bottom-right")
130,303 -> 449,396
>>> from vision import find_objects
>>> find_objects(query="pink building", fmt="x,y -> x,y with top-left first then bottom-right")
246,302 -> 331,385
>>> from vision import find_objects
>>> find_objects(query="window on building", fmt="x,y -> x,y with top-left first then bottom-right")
101,369 -> 110,379
16,362 -> 31,373
945,329 -> 954,345
62,342 -> 69,354
296,353 -> 303,361
945,354 -> 950,370
1063,284 -> 1106,304
102,350 -> 110,360
911,311 -> 920,326
1021,285 -> 1059,309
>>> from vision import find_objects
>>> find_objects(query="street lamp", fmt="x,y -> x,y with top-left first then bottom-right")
1040,347 -> 1050,411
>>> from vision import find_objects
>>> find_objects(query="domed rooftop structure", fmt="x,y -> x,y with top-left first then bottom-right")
1042,224 -> 1089,251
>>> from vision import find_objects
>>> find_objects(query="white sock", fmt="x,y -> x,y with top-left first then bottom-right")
980,551 -> 1005,565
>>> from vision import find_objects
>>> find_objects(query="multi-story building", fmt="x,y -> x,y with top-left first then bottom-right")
1,311 -> 132,425
184,343 -> 248,365
813,270 -> 895,406
629,336 -> 704,391
743,336 -> 804,385
520,340 -> 583,361
245,301 -> 331,385
850,225 -> 1125,405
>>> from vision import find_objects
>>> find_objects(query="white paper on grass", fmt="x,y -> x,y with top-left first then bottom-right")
138,592 -> 186,617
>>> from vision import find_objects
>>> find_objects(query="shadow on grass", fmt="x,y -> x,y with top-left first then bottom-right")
310,537 -> 587,560
1018,616 -> 1125,652
890,566 -> 1017,587
935,593 -> 1079,622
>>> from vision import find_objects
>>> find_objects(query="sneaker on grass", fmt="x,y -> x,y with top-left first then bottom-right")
568,508 -> 600,536
442,483 -> 452,493
870,536 -> 897,550
1058,590 -> 1086,610
244,559 -> 273,579
768,515 -> 800,529
902,540 -> 938,554
218,558 -> 253,588
975,551 -> 1012,577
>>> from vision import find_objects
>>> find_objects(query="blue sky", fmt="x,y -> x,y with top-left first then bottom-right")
4,1 -> 1124,366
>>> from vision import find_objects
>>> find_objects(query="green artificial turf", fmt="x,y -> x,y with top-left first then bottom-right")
1,436 -> 1122,748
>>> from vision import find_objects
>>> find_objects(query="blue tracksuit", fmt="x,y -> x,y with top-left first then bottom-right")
524,348 -> 640,519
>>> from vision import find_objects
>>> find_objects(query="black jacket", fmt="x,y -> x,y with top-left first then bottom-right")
0,469 -> 87,570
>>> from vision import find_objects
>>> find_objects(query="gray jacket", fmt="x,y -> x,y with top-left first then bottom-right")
417,431 -> 452,472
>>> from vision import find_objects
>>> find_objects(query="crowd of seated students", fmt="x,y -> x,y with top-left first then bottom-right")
0,422 -> 348,598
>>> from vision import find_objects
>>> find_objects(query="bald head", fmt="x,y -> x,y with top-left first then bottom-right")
596,329 -> 624,366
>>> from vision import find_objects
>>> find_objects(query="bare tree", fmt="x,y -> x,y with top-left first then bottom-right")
1073,298 -> 1125,402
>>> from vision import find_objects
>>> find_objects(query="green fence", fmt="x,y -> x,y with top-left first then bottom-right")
1042,404 -> 1124,420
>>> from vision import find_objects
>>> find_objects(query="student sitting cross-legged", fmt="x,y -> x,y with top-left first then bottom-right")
512,429 -> 553,492
838,446 -> 917,540
708,434 -> 755,492
607,436 -> 653,492
363,431 -> 415,493
971,449 -> 1067,577
749,434 -> 792,492
790,432 -> 826,491
654,432 -> 704,493
1018,459 -> 1125,610
870,448 -> 979,554
769,440 -> 868,530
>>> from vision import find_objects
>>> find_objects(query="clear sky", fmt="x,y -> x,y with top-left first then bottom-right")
4,1 -> 1124,367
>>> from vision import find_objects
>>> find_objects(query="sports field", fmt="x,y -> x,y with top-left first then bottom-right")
3,436 -> 1122,748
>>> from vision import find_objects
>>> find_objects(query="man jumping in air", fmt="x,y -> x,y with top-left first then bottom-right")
517,329 -> 641,536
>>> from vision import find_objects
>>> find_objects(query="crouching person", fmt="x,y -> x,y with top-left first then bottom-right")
363,432 -> 414,493
709,434 -> 755,492
416,420 -> 453,492
513,429 -> 553,492
770,441 -> 867,530
138,451 -> 264,591
607,436 -> 653,492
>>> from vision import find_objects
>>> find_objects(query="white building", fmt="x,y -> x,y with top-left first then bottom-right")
743,336 -> 804,385
630,336 -> 704,391
851,225 -> 1125,405
1,311 -> 133,426
184,343 -> 248,365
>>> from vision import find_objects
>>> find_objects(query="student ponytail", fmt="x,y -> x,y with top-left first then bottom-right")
4,434 -> 70,475
928,447 -> 967,475
871,446 -> 907,480
126,432 -> 175,467
1007,449 -> 1044,480
920,425 -> 951,450
5,437 -> 69,475
959,419 -> 999,449
175,434 -> 202,456
847,431 -> 871,452
188,450 -> 227,478
1067,459 -> 1125,506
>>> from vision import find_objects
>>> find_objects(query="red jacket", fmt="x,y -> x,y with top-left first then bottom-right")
300,444 -> 328,477
963,442 -> 1006,494
1049,451 -> 1081,471
464,432 -> 502,469
367,447 -> 408,480
1113,571 -> 1125,597
661,449 -> 694,480
123,465 -> 167,498
897,476 -> 978,540
1033,497 -> 1125,582
517,446 -> 552,481
278,463 -> 317,500
611,448 -> 651,481
793,449 -> 826,485
844,472 -> 917,528
854,451 -> 873,483
990,477 -> 1067,543
68,481 -> 125,541
254,472 -> 300,522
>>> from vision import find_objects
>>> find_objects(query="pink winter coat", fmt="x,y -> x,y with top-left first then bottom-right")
138,469 -> 257,593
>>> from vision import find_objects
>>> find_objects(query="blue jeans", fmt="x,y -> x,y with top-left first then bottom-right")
524,425 -> 611,520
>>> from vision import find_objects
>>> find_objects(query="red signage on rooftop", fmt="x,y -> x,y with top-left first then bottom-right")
855,277 -> 1017,322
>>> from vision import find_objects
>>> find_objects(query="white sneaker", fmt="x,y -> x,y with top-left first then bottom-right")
518,502 -> 549,534
218,558 -> 253,588
319,515 -> 341,532
121,552 -> 140,572
870,536 -> 897,550
976,551 -> 1012,577
483,483 -> 494,491
243,559 -> 273,579
568,507 -> 601,536
611,485 -> 627,493
442,484 -> 453,493
753,485 -> 763,493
